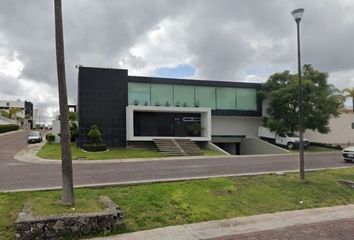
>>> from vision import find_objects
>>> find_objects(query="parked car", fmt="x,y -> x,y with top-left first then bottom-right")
258,126 -> 310,149
27,131 -> 43,144
342,147 -> 354,162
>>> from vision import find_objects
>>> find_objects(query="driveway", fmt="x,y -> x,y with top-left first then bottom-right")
0,130 -> 352,191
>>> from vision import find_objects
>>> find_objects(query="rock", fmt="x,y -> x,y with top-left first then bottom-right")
52,220 -> 65,231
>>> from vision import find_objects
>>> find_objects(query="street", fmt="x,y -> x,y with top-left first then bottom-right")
0,130 -> 352,191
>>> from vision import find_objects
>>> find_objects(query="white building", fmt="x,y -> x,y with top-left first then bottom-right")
0,100 -> 25,119
304,111 -> 354,147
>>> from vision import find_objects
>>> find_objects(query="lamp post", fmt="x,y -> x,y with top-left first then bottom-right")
291,8 -> 305,180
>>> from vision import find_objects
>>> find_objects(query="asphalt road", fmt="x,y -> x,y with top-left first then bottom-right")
0,130 -> 352,191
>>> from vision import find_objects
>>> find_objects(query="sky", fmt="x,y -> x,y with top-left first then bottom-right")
0,0 -> 353,124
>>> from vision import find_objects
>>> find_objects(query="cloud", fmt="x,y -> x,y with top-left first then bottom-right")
1,0 -> 354,123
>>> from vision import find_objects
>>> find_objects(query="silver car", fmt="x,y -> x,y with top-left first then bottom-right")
342,146 -> 354,163
27,131 -> 43,144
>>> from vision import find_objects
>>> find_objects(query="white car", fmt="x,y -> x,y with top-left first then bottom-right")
342,146 -> 354,163
27,131 -> 43,144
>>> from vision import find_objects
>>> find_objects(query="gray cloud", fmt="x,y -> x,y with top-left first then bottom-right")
0,0 -> 354,123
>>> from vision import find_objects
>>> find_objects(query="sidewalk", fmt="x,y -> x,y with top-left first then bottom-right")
90,204 -> 354,240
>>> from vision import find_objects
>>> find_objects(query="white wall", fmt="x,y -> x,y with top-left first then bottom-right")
211,116 -> 262,138
304,113 -> 354,146
33,109 -> 38,127
52,119 -> 61,143
0,100 -> 24,108
0,100 -> 25,118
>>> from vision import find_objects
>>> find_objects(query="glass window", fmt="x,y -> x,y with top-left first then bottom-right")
174,85 -> 195,107
216,87 -> 236,110
237,88 -> 257,110
195,86 -> 216,109
151,84 -> 173,106
128,83 -> 150,106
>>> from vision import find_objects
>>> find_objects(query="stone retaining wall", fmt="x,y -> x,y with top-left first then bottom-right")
15,196 -> 124,240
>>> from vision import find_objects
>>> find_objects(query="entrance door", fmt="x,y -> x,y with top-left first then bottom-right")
174,114 -> 185,137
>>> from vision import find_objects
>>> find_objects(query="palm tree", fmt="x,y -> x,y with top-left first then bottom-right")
342,88 -> 354,112
54,0 -> 74,206
9,107 -> 23,119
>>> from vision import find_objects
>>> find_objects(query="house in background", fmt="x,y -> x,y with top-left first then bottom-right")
304,109 -> 354,147
0,99 -> 36,129
77,66 -> 286,155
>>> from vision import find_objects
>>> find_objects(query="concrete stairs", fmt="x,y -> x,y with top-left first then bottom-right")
175,139 -> 204,156
153,139 -> 203,157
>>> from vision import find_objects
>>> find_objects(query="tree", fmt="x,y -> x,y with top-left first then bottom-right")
54,0 -> 74,206
342,88 -> 354,112
262,65 -> 342,135
0,110 -> 10,119
9,107 -> 23,119
70,121 -> 78,142
69,111 -> 77,121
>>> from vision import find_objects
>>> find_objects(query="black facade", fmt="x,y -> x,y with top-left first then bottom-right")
25,101 -> 33,129
24,101 -> 33,118
134,112 -> 201,137
77,67 -> 128,147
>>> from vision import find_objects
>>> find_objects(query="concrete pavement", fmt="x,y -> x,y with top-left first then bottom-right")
90,204 -> 354,240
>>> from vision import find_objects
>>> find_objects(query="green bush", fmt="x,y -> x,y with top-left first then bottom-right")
310,142 -> 342,150
87,125 -> 102,143
0,124 -> 19,133
82,143 -> 108,152
46,133 -> 55,143
70,122 -> 78,142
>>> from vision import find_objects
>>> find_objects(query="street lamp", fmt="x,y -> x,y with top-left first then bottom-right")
291,8 -> 305,180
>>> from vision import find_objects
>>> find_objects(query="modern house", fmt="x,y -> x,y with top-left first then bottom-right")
77,67 -> 287,155
0,100 -> 35,128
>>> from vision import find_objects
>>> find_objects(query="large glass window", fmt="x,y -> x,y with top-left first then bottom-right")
237,88 -> 257,110
216,87 -> 236,110
128,82 -> 258,112
151,84 -> 173,106
195,86 -> 216,109
128,83 -> 150,106
174,85 -> 195,107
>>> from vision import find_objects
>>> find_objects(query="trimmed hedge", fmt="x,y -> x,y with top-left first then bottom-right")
310,142 -> 342,150
46,133 -> 55,143
0,124 -> 19,134
82,143 -> 108,152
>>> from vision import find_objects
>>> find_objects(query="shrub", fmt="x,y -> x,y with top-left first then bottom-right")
87,125 -> 102,143
70,122 -> 78,142
0,124 -> 19,133
69,111 -> 77,121
82,143 -> 107,152
310,142 -> 342,150
46,133 -> 55,143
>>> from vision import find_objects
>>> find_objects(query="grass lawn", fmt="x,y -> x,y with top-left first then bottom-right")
36,143 -> 224,160
2,168 -> 354,239
201,148 -> 225,156
37,143 -> 163,160
290,145 -> 341,153
30,192 -> 104,216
